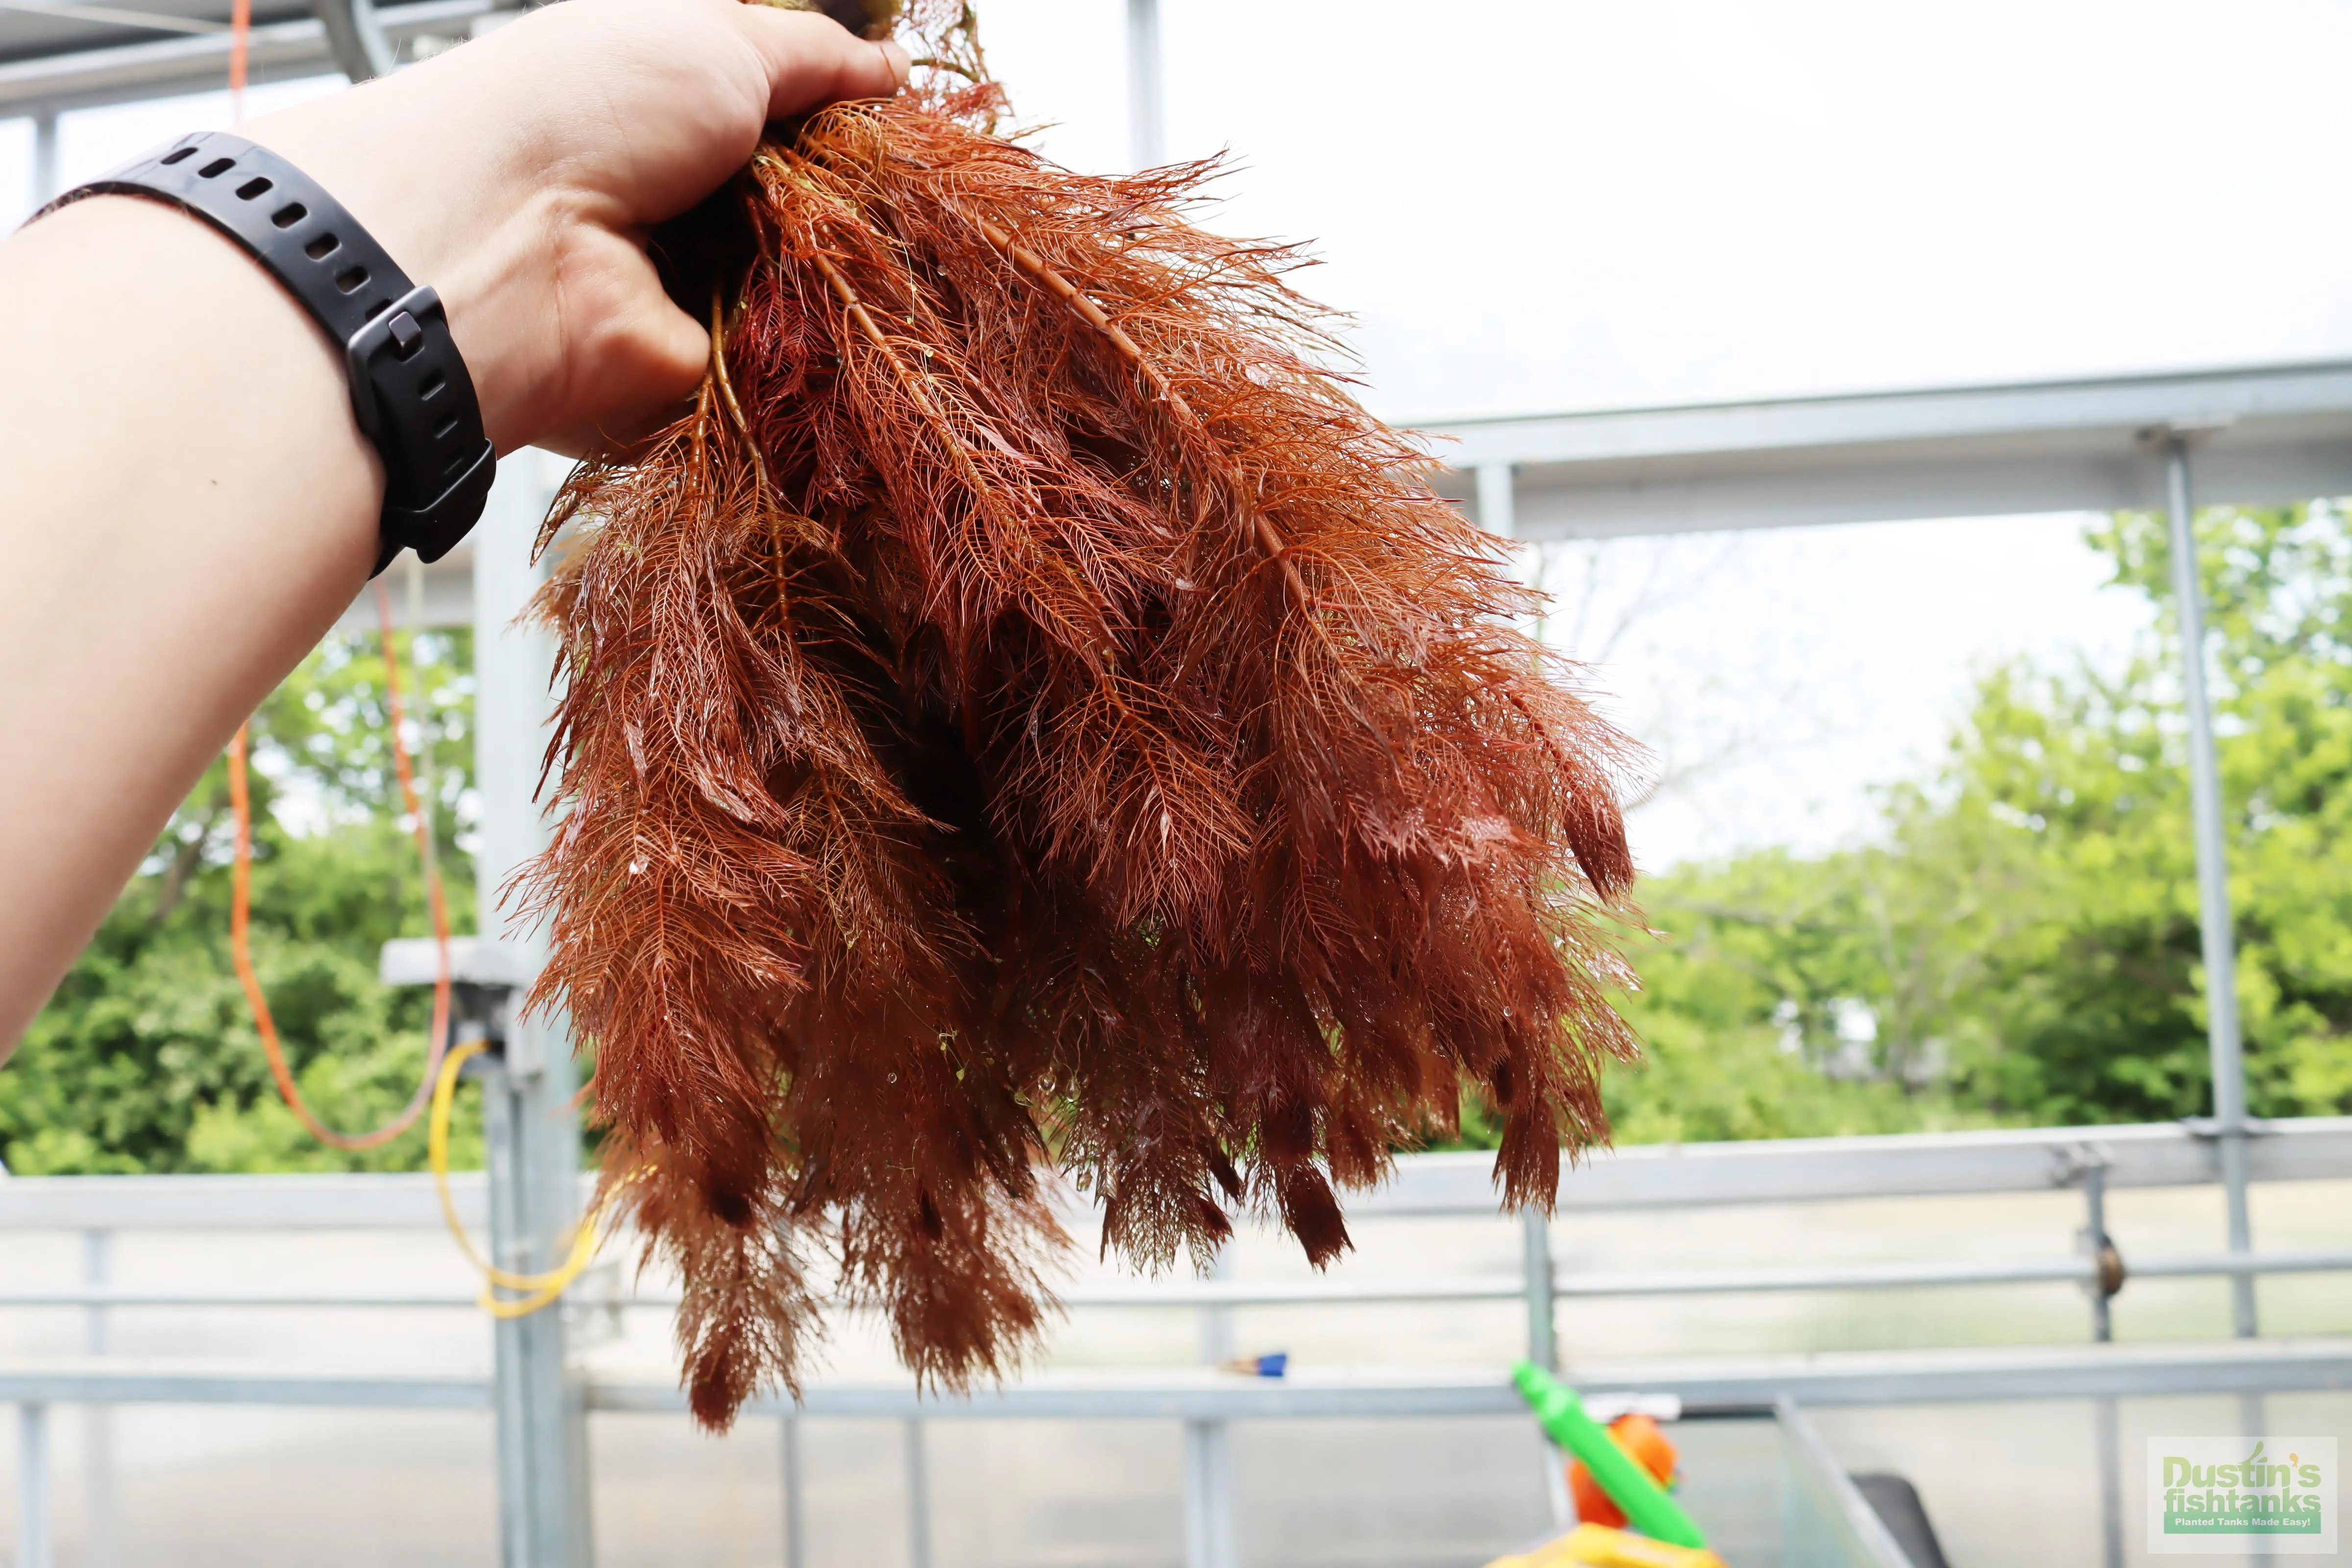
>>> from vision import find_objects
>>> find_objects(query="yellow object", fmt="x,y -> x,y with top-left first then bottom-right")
1485,1522 -> 1730,1568
429,1035 -> 622,1319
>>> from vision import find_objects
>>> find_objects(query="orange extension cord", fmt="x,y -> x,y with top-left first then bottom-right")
212,12 -> 604,1310
227,581 -> 453,1149
227,0 -> 250,122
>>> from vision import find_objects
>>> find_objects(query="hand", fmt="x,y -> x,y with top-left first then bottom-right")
0,0 -> 903,1047
252,0 -> 909,455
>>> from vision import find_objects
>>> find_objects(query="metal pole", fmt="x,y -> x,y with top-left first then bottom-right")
16,1403 -> 50,1568
1183,1250 -> 1238,1568
1520,1208 -> 1556,1371
2162,436 -> 2257,1338
83,1230 -> 112,1568
2077,1156 -> 2114,1344
1125,0 -> 1162,170
475,450 -> 594,1566
1182,1418 -> 1235,1568
1476,461 -> 1517,542
31,111 -> 58,207
903,1419 -> 932,1568
1522,1209 -> 1569,1526
780,1417 -> 806,1568
2094,1397 -> 2123,1568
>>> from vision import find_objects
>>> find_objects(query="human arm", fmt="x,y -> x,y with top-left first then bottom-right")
0,0 -> 907,1051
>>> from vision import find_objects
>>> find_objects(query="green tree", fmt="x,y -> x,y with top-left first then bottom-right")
0,623 -> 482,1174
1619,500 -> 2352,1133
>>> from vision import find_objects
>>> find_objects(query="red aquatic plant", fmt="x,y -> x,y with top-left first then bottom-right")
519,0 -> 1644,1429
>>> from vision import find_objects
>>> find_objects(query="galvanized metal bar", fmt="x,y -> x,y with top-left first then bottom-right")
587,1336 -> 2352,1420
15,1401 -> 51,1568
30,108 -> 57,205
2095,1396 -> 2124,1568
0,1170 -> 496,1230
1520,1209 -> 1555,1371
1181,1416 -> 1237,1568
1561,1256 -> 2087,1295
1124,0 -> 1161,170
5,1246 -> 2352,1313
82,1230 -> 112,1568
79,1231 -> 108,1353
5,1334 -> 2343,1421
0,1285 -> 490,1307
781,1416 -> 806,1568
2,1118 -> 2345,1228
1528,1207 -> 1571,1532
1475,461 -> 1516,540
310,0 -> 394,83
903,1420 -> 933,1568
1342,1117 -> 2352,1216
1421,359 -> 2352,541
0,1365 -> 491,1406
474,452 -> 593,1568
2164,435 -> 2258,1339
0,0 -> 500,115
1184,1250 -> 1238,1568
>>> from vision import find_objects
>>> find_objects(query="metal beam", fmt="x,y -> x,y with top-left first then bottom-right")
1341,1116 -> 2352,1217
585,1336 -> 2352,1419
0,1169 -> 494,1229
2,1117 -> 2348,1228
1417,359 -> 2352,539
322,364 -> 2352,633
0,0 -> 495,114
4,1337 -> 2347,1419
307,0 -> 389,83
0,1361 -> 491,1406
6,1245 -> 2346,1311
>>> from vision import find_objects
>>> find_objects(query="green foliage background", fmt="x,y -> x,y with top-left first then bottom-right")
9,503 -> 2352,1173
0,625 -> 484,1174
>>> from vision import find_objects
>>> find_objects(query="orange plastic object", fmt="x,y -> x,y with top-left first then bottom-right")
1568,1415 -> 1679,1530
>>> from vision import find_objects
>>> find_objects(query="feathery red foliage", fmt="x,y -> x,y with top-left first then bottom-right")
519,3 -> 1644,1430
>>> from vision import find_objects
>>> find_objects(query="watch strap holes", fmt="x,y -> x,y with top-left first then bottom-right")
61,132 -> 496,572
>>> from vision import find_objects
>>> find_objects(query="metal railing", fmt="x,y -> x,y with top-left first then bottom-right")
4,1115 -> 2351,1567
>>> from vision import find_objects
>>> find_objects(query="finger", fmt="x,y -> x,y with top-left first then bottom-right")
735,8 -> 910,122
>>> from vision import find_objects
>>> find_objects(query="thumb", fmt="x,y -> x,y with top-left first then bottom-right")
736,8 -> 911,122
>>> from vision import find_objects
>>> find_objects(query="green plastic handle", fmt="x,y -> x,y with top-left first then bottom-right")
1510,1360 -> 1708,1549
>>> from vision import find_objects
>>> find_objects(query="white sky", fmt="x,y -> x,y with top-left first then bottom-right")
8,1 -> 2348,866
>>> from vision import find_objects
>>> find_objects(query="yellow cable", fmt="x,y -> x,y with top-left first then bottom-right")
430,1036 -> 621,1319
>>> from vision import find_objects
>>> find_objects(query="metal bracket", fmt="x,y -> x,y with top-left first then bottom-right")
2179,1115 -> 2277,1141
2055,1143 -> 2127,1339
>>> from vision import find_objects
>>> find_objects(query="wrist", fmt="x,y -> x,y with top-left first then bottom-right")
248,89 -> 568,454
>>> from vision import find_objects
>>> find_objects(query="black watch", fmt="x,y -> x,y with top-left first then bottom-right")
39,130 -> 497,576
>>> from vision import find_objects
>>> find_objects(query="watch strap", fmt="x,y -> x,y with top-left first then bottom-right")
41,130 -> 496,575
